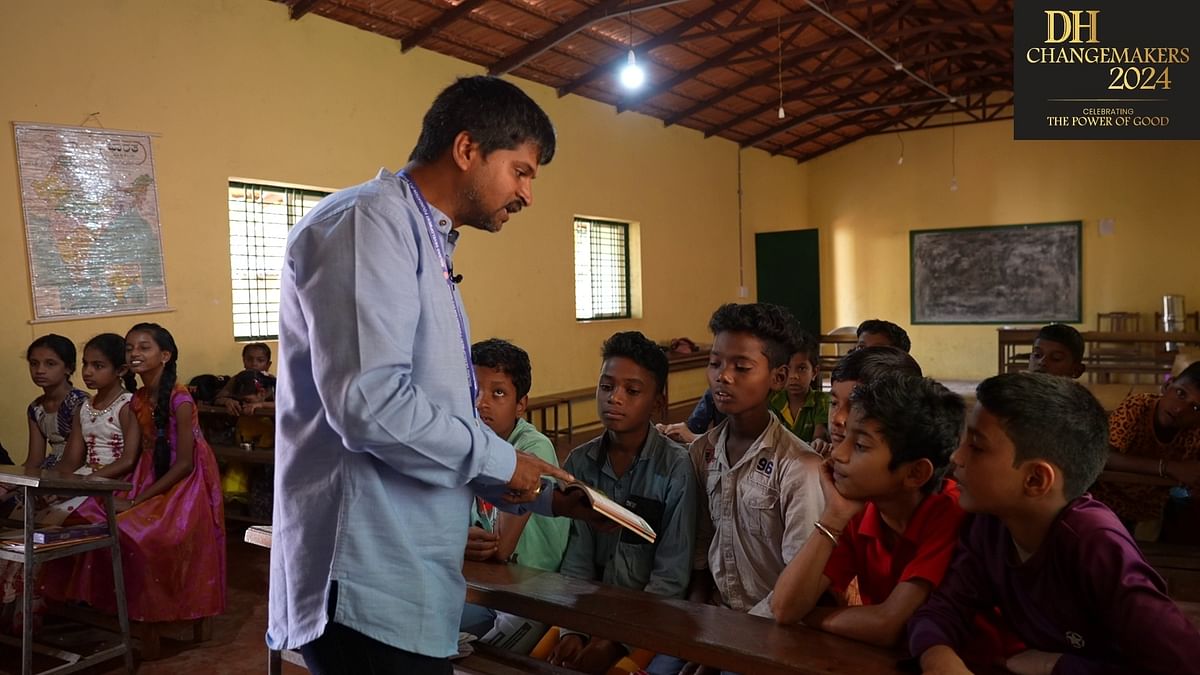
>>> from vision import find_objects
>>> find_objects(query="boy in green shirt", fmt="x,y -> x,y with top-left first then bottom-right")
460,338 -> 569,650
767,331 -> 830,443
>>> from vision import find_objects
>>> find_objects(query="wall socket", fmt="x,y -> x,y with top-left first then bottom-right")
738,286 -> 749,298
1099,217 -> 1116,236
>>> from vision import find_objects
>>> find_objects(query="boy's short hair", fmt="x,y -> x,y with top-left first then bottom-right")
1175,361 -> 1200,389
242,342 -> 272,361
850,374 -> 965,493
409,76 -> 556,166
709,303 -> 802,369
975,372 -> 1108,500
1036,324 -> 1084,362
602,331 -> 669,394
471,338 -> 533,399
793,330 -> 819,368
856,319 -> 911,353
831,346 -> 923,384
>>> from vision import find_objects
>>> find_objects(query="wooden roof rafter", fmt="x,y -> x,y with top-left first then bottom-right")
274,0 -> 1014,162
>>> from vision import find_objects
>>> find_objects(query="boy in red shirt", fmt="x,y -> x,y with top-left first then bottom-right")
771,373 -> 966,647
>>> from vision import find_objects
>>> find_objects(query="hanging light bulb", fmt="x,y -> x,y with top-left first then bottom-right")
775,4 -> 784,120
620,49 -> 645,89
896,133 -> 905,166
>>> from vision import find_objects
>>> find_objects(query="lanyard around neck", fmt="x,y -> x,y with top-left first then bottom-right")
396,171 -> 478,412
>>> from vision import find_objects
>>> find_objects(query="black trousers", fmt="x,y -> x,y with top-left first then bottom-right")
299,583 -> 452,675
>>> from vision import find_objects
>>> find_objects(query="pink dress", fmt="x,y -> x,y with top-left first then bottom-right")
41,386 -> 226,622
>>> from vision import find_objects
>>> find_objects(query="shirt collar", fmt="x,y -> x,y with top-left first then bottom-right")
586,424 -> 660,476
387,168 -> 458,247
858,479 -> 957,544
713,415 -> 783,470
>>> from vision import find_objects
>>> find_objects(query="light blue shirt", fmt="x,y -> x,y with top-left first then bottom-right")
268,169 -> 550,657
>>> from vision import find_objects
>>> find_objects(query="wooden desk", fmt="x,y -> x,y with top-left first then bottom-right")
0,466 -> 134,675
464,561 -> 905,675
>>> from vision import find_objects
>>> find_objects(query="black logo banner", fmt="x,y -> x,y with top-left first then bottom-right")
1015,1 -> 1198,139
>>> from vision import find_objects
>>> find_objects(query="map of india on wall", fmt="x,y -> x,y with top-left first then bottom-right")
14,123 -> 167,320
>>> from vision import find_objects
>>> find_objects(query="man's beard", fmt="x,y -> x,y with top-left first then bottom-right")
462,180 -> 521,233
462,183 -> 504,233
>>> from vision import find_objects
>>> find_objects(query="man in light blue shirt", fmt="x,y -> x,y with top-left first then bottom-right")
269,76 -> 578,674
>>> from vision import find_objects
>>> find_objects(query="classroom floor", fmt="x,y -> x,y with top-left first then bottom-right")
0,531 -> 303,675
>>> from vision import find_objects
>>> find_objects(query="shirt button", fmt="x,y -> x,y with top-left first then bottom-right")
438,219 -> 447,227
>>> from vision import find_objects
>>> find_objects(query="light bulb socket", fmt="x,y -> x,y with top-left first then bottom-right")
627,49 -> 636,65
777,106 -> 785,119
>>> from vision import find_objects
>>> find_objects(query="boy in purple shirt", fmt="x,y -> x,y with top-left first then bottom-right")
909,372 -> 1200,675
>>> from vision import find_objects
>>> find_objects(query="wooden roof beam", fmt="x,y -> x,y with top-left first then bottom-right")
556,0 -> 749,97
489,0 -> 695,76
289,0 -> 323,20
402,0 -> 489,53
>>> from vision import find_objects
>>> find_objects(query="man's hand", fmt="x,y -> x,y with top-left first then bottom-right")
503,453 -> 574,503
818,459 -> 866,531
1005,650 -> 1060,675
548,634 -> 587,668
551,488 -> 619,532
221,398 -> 243,415
464,526 -> 499,562
680,662 -> 720,675
656,422 -> 697,444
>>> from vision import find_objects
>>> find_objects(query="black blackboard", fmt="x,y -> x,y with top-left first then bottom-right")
910,221 -> 1082,324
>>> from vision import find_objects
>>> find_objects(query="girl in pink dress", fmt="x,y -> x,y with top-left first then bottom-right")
42,323 -> 226,622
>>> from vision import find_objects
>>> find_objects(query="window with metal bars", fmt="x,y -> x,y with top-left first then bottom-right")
574,217 -> 631,321
228,181 -> 329,340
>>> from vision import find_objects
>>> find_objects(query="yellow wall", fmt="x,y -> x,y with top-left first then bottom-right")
0,0 -> 805,461
807,120 -> 1200,379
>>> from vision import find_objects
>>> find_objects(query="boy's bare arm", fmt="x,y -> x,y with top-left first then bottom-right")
804,579 -> 932,647
919,645 -> 973,675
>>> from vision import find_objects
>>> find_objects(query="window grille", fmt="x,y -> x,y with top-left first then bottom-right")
574,217 -> 631,321
228,181 -> 328,340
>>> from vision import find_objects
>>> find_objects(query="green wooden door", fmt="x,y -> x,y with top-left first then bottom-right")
755,229 -> 821,336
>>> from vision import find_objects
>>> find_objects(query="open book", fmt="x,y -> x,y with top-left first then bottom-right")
561,482 -> 656,544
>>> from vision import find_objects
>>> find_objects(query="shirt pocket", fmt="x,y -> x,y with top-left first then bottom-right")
611,540 -> 656,590
745,488 -> 781,540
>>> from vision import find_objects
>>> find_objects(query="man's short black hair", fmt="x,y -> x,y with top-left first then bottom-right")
409,76 -> 556,166
708,303 -> 802,369
975,372 -> 1108,500
1036,324 -> 1084,362
602,331 -> 669,394
850,374 -> 965,494
831,346 -> 922,384
856,319 -> 911,353
471,338 -> 533,399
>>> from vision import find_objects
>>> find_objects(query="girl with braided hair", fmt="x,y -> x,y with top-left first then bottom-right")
42,323 -> 226,622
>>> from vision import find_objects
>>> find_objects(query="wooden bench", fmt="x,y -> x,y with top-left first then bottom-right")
464,560 -> 907,675
998,329 -> 1200,381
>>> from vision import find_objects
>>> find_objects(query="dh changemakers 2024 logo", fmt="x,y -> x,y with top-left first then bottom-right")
1014,1 -> 1198,139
